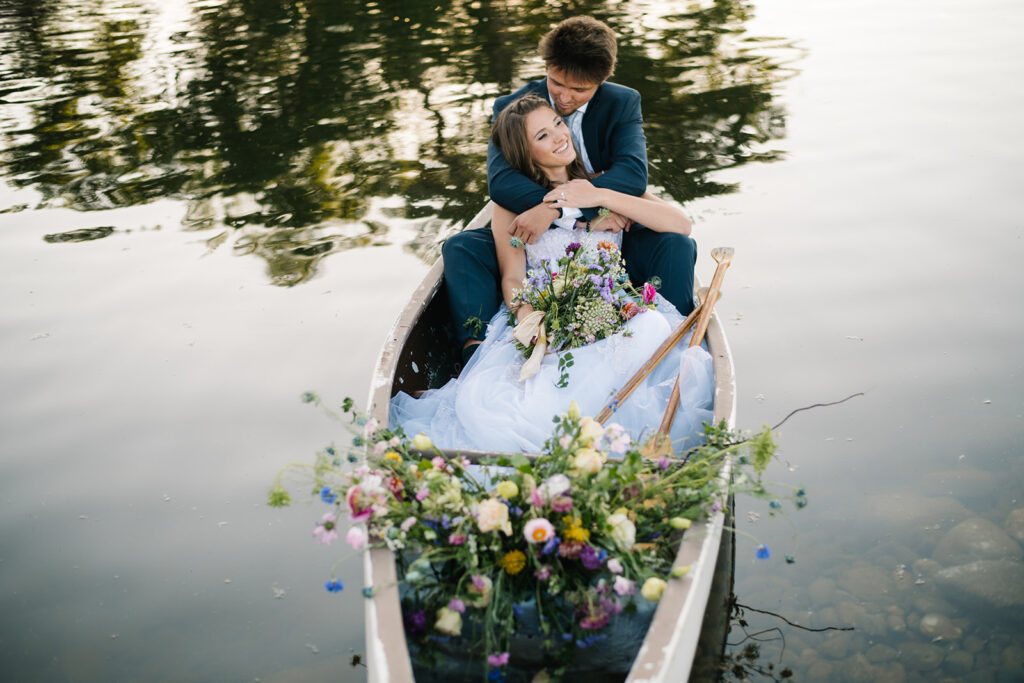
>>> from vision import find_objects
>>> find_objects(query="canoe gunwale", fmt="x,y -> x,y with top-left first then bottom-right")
365,202 -> 737,682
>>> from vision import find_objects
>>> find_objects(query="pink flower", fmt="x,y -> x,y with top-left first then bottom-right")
415,486 -> 430,502
579,610 -> 610,630
346,486 -> 372,522
534,565 -> 551,581
448,598 -> 466,613
372,441 -> 387,455
551,495 -> 573,513
607,558 -> 624,574
642,282 -> 656,304
345,525 -> 368,550
448,533 -> 467,545
487,652 -> 510,667
401,516 -> 417,532
312,512 -> 339,545
431,456 -> 447,470
523,518 -> 555,544
613,576 -> 635,596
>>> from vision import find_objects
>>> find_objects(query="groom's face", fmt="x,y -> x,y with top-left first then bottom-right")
546,66 -> 600,117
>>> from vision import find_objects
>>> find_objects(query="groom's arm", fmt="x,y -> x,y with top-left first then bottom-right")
486,139 -> 550,215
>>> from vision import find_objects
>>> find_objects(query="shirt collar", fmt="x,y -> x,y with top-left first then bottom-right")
547,94 -> 590,120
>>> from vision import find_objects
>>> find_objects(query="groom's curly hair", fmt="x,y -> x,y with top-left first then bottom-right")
539,16 -> 617,84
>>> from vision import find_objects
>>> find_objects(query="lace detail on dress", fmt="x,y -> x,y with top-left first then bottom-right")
526,225 -> 622,270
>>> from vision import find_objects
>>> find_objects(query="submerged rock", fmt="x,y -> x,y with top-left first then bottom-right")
837,563 -> 894,604
864,493 -> 971,551
923,468 -> 996,499
934,559 -> 1024,611
932,517 -> 1023,566
898,641 -> 944,672
918,612 -> 962,640
1005,508 -> 1024,544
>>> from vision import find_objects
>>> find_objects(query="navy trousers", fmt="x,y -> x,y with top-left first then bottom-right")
441,225 -> 697,348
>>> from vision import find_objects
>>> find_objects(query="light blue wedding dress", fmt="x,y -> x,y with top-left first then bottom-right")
390,224 -> 714,453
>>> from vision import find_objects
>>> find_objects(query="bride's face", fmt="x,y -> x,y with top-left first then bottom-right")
524,107 -> 576,174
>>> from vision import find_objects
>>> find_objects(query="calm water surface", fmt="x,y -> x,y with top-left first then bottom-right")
1,0 -> 1022,681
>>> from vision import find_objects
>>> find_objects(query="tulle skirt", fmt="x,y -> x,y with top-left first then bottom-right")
389,296 -> 714,454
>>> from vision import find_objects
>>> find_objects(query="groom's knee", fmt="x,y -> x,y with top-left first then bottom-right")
442,226 -> 498,276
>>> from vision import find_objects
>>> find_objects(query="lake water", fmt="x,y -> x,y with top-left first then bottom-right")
1,0 -> 1022,681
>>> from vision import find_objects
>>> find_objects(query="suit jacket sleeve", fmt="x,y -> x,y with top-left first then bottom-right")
487,83 -> 550,214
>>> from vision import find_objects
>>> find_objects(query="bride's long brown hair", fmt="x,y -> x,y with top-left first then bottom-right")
491,94 -> 589,189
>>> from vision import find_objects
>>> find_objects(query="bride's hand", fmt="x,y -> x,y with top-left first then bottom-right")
542,179 -> 606,209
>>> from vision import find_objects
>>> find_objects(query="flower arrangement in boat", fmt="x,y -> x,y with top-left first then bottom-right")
269,395 -> 804,681
509,239 -> 656,379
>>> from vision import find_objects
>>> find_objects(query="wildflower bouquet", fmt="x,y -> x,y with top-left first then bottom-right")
509,240 -> 656,380
269,396 -> 803,681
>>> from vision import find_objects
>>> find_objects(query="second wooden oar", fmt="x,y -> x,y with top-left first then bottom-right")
644,247 -> 734,457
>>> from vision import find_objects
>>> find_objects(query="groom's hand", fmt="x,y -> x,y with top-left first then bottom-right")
592,210 -> 632,233
508,204 -> 560,245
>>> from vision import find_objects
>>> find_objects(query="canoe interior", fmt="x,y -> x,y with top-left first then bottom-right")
390,277 -> 461,397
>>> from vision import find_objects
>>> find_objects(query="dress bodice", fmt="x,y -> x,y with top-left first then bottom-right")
526,224 -> 623,270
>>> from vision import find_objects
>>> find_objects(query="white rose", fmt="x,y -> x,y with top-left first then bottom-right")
607,511 -> 636,551
573,448 -> 604,475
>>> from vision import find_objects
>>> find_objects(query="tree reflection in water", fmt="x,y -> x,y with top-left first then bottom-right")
0,0 -> 799,285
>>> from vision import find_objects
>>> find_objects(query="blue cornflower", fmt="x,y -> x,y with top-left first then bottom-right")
352,436 -> 364,446
796,497 -> 808,509
542,536 -> 561,555
512,604 -> 524,619
347,454 -> 359,463
769,500 -> 782,510
361,587 -> 374,598
796,488 -> 806,497
320,486 -> 337,504
755,544 -> 771,560
785,555 -> 796,564
487,669 -> 504,681
301,392 -> 316,403
324,579 -> 343,593
325,446 -> 336,456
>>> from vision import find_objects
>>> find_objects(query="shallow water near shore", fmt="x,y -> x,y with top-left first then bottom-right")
1,0 -> 1022,681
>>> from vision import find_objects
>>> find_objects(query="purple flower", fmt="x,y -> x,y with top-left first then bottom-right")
565,242 -> 582,254
404,608 -> 427,634
580,545 -> 605,570
448,598 -> 466,613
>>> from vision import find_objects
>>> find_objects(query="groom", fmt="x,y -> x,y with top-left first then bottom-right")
442,16 -> 697,364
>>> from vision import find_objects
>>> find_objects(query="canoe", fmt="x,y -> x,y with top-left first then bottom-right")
365,202 -> 737,682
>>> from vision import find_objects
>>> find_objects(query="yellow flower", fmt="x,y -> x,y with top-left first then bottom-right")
562,515 -> 590,543
641,577 -> 667,602
434,606 -> 463,636
669,517 -> 692,530
500,550 -> 526,575
567,400 -> 580,421
412,433 -> 433,450
384,451 -> 402,463
495,480 -> 519,500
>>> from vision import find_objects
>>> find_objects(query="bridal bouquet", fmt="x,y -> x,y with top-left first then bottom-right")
509,239 -> 656,380
269,395 -> 804,681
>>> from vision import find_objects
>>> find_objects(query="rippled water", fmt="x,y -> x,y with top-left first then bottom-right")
1,0 -> 1021,680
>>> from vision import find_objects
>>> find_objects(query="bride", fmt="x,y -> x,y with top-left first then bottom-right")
390,95 -> 713,453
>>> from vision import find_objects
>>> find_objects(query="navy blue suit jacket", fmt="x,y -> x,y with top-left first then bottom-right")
486,79 -> 648,219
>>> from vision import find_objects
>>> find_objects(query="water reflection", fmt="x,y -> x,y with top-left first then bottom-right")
0,0 -> 796,284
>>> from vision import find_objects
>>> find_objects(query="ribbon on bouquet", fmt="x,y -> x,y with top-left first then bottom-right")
513,309 -> 547,381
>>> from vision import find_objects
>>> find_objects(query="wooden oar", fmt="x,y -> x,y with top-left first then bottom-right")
643,247 -> 734,458
595,300 -> 703,425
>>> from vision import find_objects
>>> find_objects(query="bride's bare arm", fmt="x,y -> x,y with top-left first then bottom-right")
543,180 -> 692,235
491,204 -> 534,321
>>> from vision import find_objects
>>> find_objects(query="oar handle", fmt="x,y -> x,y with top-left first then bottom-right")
595,300 -> 704,424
